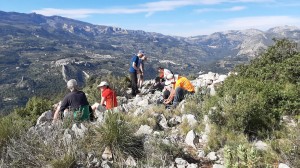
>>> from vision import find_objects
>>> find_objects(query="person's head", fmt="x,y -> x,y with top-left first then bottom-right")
165,74 -> 176,86
137,50 -> 144,58
141,55 -> 147,61
97,81 -> 109,91
67,79 -> 78,91
165,74 -> 179,86
157,67 -> 164,73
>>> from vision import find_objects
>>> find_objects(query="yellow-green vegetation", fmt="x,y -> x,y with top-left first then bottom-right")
202,39 -> 300,167
83,74 -> 131,103
0,113 -> 30,152
179,118 -> 192,135
204,39 -> 300,138
94,112 -> 144,163
1,123 -> 81,168
270,125 -> 300,167
224,144 -> 263,168
51,154 -> 76,168
14,96 -> 52,125
184,94 -> 204,119
124,110 -> 157,128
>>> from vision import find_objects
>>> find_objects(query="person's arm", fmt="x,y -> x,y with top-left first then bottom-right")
52,101 -> 62,122
59,97 -> 69,112
100,96 -> 107,107
132,62 -> 140,72
132,56 -> 140,72
139,63 -> 144,75
163,88 -> 175,104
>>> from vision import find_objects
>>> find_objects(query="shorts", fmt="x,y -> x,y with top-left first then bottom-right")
138,74 -> 144,80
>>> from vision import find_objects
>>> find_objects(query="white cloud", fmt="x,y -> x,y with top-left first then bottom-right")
176,16 -> 300,36
219,16 -> 300,30
226,6 -> 246,11
32,0 -> 273,18
195,6 -> 246,13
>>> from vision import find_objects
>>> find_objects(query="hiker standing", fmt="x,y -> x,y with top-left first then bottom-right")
138,55 -> 147,88
129,50 -> 144,96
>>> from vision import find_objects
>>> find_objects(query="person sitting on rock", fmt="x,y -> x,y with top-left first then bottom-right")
58,79 -> 91,121
91,81 -> 118,111
163,74 -> 195,108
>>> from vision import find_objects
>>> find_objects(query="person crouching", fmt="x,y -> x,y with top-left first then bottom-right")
163,74 -> 195,108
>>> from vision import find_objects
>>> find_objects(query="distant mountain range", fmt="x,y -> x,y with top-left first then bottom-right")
0,10 -> 299,113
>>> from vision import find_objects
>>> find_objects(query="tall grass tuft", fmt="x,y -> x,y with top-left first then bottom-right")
95,111 -> 144,163
0,113 -> 30,155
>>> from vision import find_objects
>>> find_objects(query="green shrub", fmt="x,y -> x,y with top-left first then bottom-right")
270,125 -> 300,167
184,94 -> 204,120
51,154 -> 76,168
206,124 -> 252,152
1,123 -> 80,167
84,74 -> 130,103
95,112 -> 144,162
224,144 -> 261,168
14,96 -> 52,125
0,113 -> 30,152
204,39 -> 300,138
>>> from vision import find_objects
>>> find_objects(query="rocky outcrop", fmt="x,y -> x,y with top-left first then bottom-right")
8,71 -> 293,167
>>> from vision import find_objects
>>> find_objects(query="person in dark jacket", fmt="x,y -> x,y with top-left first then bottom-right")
53,79 -> 90,122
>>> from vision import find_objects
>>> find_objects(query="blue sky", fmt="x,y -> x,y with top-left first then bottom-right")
1,0 -> 300,37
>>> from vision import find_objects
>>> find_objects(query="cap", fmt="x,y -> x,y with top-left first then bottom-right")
165,74 -> 174,86
138,50 -> 144,55
97,81 -> 109,88
165,74 -> 179,86
67,79 -> 77,89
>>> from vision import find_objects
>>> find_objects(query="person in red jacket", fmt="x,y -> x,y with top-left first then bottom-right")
92,81 -> 118,111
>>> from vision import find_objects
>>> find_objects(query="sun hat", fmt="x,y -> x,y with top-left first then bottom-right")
97,81 -> 109,88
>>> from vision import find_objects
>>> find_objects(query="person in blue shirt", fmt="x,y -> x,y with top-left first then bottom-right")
129,50 -> 144,96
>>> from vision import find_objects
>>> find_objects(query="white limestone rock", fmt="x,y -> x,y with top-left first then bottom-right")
135,125 -> 153,136
254,140 -> 268,151
158,114 -> 169,130
168,115 -> 182,127
185,130 -> 196,148
102,146 -> 113,160
213,164 -> 225,168
278,163 -> 290,168
125,155 -> 137,167
36,110 -> 53,125
71,123 -> 87,138
175,158 -> 188,168
207,152 -> 218,161
137,98 -> 149,107
182,114 -> 197,127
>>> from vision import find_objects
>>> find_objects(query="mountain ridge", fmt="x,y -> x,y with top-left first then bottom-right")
0,10 -> 300,114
